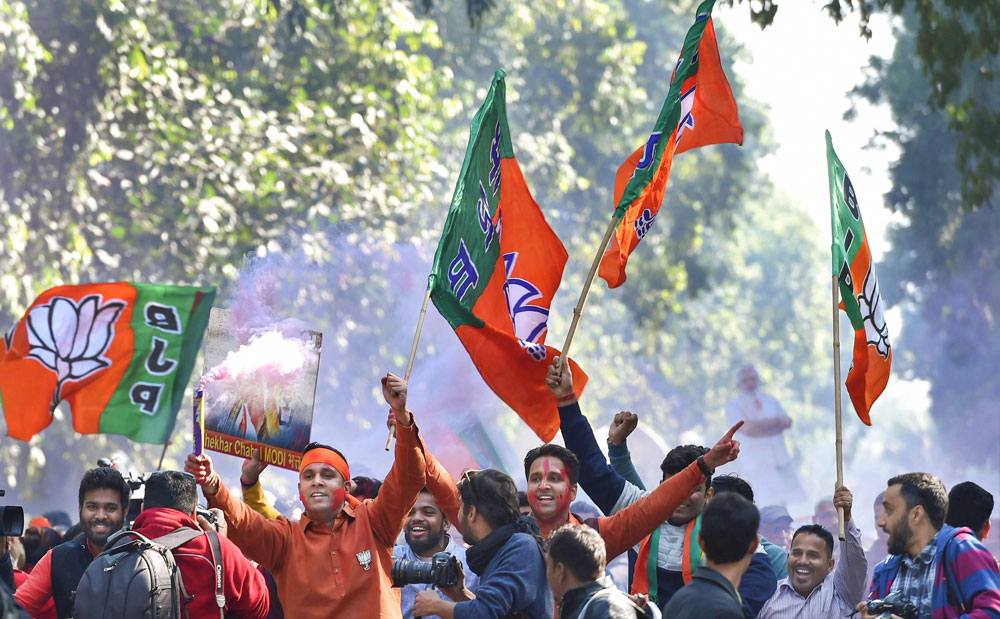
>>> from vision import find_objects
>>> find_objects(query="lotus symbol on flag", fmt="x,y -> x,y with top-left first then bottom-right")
502,253 -> 550,361
859,269 -> 890,359
25,295 -> 126,409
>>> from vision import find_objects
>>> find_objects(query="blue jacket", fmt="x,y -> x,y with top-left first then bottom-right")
869,524 -> 1000,619
560,402 -> 776,617
453,532 -> 551,619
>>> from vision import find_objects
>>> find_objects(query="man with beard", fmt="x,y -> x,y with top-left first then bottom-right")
857,473 -> 1000,619
393,488 -> 479,619
12,467 -> 130,618
549,359 -> 777,616
186,372 -> 427,618
412,469 -> 550,619
757,485 -> 867,618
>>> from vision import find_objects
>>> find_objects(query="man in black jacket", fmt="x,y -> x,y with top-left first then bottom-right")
663,493 -> 760,619
12,467 -> 130,618
547,524 -> 657,619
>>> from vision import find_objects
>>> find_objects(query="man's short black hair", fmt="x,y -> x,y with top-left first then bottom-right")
143,471 -> 198,515
661,444 -> 711,487
698,492 -> 759,564
888,472 -> 949,529
712,474 -> 754,503
78,467 -> 130,511
791,524 -> 834,558
523,444 -> 580,485
946,481 -> 994,535
458,469 -> 519,530
547,524 -> 606,582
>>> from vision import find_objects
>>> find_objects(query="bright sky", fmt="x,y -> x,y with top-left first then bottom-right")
715,1 -> 901,260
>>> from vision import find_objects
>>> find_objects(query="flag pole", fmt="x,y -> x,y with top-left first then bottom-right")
386,286 -> 432,451
832,275 -> 846,540
558,214 -> 621,374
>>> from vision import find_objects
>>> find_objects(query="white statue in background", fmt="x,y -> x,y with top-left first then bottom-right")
724,364 -> 805,507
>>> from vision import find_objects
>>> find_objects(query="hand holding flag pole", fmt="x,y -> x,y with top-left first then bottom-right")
386,286 -> 432,450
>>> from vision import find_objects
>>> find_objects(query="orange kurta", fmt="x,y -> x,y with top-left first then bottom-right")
207,418 -> 426,619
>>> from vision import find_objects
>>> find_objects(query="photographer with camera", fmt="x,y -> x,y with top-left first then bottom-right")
393,488 -> 479,619
857,473 -> 1000,619
11,466 -> 129,619
74,470 -> 269,618
412,469 -> 550,619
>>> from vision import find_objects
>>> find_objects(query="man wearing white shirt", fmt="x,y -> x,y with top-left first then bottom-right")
758,485 -> 867,619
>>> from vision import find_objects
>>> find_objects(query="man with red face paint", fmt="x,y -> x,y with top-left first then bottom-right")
185,372 -> 426,619
522,437 -> 743,562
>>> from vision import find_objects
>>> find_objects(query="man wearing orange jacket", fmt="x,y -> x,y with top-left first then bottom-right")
186,372 -> 426,619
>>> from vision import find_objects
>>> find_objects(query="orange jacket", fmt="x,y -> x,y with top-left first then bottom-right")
207,418 -> 426,619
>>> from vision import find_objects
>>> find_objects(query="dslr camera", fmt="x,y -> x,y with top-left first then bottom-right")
855,592 -> 919,619
0,489 -> 24,537
392,551 -> 461,588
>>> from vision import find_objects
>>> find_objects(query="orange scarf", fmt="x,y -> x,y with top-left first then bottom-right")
629,515 -> 702,604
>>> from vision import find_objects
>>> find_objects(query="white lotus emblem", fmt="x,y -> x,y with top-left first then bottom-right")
25,295 -> 125,408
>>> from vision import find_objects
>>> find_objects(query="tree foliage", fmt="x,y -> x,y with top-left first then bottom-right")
852,11 -> 1000,470
724,0 -> 1000,209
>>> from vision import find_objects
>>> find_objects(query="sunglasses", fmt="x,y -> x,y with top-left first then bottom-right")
460,469 -> 484,486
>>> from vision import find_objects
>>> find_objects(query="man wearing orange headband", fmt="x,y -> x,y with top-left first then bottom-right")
185,372 -> 426,619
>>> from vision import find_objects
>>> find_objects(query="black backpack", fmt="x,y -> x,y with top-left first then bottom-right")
73,527 -> 225,619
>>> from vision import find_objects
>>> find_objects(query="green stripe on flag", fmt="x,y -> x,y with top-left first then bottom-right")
100,283 -> 215,443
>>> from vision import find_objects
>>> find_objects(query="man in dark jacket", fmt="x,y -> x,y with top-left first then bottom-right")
412,469 -> 551,619
12,467 -> 130,618
663,493 -> 761,619
547,524 -> 658,619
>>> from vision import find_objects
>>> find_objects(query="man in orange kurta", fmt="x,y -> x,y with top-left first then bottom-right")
186,372 -> 425,619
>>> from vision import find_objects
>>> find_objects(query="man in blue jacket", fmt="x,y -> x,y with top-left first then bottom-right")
412,469 -> 551,618
546,359 -> 776,616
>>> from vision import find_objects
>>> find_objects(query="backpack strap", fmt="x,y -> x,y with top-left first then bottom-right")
205,530 -> 225,618
152,527 -> 204,550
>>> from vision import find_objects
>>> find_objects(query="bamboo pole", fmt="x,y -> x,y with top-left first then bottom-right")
832,274 -> 846,541
558,214 -> 621,374
385,286 -> 433,451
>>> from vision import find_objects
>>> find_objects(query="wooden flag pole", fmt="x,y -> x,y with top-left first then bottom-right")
385,286 -> 433,451
832,274 -> 846,541
558,214 -> 621,374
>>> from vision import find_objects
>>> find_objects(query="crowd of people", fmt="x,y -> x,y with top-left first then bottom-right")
1,363 -> 998,618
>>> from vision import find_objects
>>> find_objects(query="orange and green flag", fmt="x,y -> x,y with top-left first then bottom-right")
599,0 -> 743,288
827,131 -> 891,425
429,69 -> 587,442
0,282 -> 215,442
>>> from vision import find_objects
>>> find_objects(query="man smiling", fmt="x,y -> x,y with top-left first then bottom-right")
393,489 -> 479,619
758,484 -> 867,618
186,372 -> 427,619
13,467 -> 131,619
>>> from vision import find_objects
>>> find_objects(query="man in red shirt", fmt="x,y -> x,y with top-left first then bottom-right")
13,467 -> 130,619
130,470 -> 270,617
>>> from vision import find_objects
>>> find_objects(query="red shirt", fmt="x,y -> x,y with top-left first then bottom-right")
131,507 -> 270,618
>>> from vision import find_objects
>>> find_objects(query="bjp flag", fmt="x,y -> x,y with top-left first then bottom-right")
429,69 -> 587,442
599,0 -> 743,288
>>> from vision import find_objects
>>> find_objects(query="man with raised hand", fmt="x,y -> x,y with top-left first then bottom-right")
547,358 -> 777,616
758,484 -> 867,618
186,372 -> 426,619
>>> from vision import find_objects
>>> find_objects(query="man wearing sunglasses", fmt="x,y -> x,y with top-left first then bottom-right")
186,372 -> 427,619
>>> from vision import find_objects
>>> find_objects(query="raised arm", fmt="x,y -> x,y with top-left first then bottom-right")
388,410 -> 460,527
546,358 -> 629,515
239,447 -> 281,520
607,411 -> 647,490
185,453 -> 290,571
367,372 -> 427,547
598,421 -> 742,558
832,485 -> 868,608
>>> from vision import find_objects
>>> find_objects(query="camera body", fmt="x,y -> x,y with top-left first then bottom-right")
392,551 -> 460,588
0,489 -> 24,537
196,506 -> 219,528
866,592 -> 919,619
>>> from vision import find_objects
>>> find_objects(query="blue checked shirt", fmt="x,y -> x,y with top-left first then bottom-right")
889,533 -> 938,618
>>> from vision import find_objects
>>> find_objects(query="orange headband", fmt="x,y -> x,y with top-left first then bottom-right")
300,448 -> 350,482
